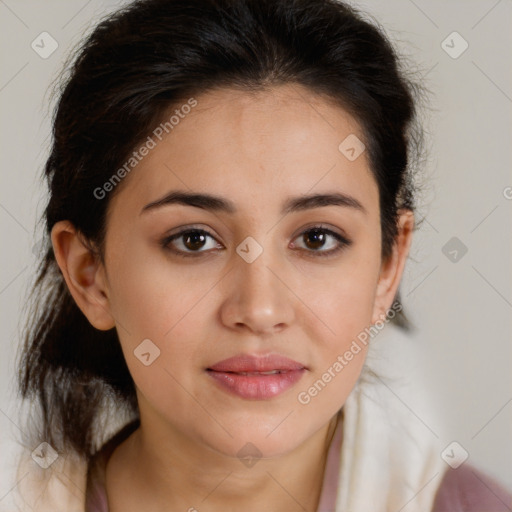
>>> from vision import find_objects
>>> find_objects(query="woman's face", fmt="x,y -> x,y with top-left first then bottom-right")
92,84 -> 405,458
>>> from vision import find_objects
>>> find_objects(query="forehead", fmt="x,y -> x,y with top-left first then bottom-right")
108,83 -> 378,220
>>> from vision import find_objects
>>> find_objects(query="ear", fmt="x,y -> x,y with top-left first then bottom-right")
51,220 -> 115,330
371,209 -> 414,324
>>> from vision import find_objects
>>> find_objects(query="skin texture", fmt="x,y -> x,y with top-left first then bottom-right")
51,83 -> 414,512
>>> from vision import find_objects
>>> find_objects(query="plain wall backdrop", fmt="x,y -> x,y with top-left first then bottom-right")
1,0 -> 511,506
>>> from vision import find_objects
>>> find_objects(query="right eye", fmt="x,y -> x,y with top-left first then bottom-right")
160,227 -> 223,258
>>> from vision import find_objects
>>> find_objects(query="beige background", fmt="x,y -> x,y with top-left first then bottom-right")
1,0 -> 511,505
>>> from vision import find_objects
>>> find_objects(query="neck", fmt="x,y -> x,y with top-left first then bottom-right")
105,412 -> 341,512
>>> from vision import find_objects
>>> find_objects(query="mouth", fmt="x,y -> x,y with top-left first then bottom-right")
206,354 -> 307,400
213,370 -> 288,375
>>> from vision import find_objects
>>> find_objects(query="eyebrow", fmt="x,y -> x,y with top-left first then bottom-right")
140,190 -> 367,216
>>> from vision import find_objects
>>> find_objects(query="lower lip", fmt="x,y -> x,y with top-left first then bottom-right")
206,369 -> 306,400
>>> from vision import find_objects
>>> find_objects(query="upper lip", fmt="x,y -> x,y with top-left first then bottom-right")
207,354 -> 306,373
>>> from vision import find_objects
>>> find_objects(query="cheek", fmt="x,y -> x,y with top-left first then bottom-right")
106,256 -> 210,418
298,247 -> 380,342
106,236 -> 201,336
300,283 -> 374,384
105,242 -> 225,392
293,280 -> 376,418
294,243 -> 380,390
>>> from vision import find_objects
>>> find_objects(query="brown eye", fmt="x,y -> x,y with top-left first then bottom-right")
182,231 -> 208,251
161,228 -> 221,258
302,228 -> 329,250
291,226 -> 352,258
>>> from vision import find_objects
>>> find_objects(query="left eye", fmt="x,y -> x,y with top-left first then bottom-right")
290,226 -> 351,257
161,226 -> 351,258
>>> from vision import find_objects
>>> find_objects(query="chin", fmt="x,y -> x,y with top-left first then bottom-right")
200,417 -> 318,461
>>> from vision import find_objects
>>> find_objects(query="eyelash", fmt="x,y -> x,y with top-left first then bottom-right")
160,225 -> 352,259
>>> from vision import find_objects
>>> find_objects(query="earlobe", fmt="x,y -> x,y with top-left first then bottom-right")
371,210 -> 414,325
51,220 -> 116,331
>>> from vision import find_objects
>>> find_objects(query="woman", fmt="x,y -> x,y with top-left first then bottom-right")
11,0 -> 511,510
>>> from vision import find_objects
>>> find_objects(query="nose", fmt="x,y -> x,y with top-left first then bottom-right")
219,246 -> 295,336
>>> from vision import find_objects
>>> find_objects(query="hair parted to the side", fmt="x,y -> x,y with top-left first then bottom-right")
17,0 -> 430,460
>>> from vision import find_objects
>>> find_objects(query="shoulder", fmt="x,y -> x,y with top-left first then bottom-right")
6,421 -> 139,512
8,444 -> 88,512
432,464 -> 512,512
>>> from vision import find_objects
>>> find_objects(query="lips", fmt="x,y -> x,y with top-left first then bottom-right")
206,354 -> 306,400
207,354 -> 306,373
